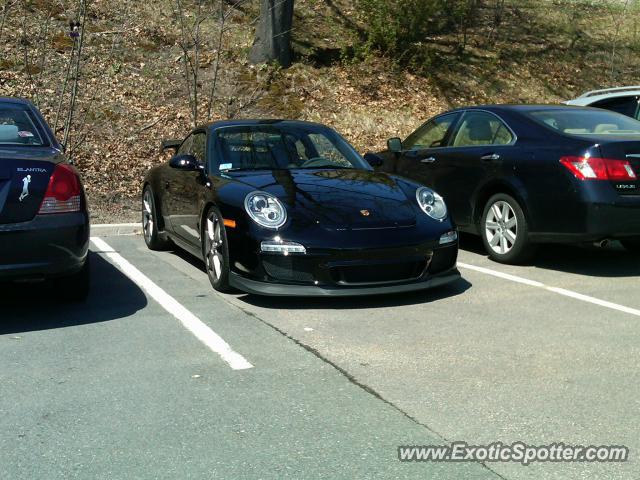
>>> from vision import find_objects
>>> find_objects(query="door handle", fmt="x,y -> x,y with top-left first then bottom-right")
481,153 -> 500,161
421,157 -> 436,164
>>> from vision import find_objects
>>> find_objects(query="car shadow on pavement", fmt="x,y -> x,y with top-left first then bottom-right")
0,253 -> 147,335
237,277 -> 472,310
459,233 -> 640,278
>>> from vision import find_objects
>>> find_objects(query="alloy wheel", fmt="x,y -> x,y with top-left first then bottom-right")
485,200 -> 518,255
206,213 -> 224,281
143,189 -> 154,243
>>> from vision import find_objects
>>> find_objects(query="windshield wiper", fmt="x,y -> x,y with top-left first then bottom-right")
220,167 -> 270,172
297,165 -> 354,170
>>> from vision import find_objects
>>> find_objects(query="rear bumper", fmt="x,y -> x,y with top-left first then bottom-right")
530,197 -> 640,243
0,212 -> 89,280
230,267 -> 461,297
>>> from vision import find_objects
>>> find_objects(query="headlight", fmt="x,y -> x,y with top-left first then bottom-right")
244,191 -> 287,229
416,187 -> 447,221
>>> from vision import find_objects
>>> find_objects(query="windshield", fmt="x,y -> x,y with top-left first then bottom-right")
0,104 -> 45,146
527,109 -> 640,136
213,124 -> 369,172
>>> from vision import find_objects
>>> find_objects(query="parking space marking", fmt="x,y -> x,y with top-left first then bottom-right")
459,262 -> 640,317
91,222 -> 139,228
90,237 -> 254,370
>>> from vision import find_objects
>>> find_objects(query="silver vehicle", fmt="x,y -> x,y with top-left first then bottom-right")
567,86 -> 640,120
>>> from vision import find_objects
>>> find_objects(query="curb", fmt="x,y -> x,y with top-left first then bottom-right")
92,223 -> 142,237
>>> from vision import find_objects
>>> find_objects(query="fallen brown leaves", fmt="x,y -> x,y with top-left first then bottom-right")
1,0 -> 640,222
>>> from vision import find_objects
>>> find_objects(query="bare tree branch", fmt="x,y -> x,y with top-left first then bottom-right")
610,0 -> 632,82
0,0 -> 18,47
63,0 -> 89,149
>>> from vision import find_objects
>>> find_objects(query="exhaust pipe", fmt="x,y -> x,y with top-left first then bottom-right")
594,239 -> 611,248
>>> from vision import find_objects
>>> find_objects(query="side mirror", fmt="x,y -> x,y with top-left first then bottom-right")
160,139 -> 182,154
387,137 -> 402,153
363,152 -> 384,167
170,154 -> 202,171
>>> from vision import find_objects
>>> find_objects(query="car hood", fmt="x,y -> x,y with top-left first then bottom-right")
227,169 -> 418,230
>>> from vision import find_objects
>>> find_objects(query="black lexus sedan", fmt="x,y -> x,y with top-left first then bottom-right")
376,105 -> 640,263
142,120 -> 460,296
0,98 -> 90,301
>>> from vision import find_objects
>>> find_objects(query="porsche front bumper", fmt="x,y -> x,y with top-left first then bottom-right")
229,266 -> 460,297
229,240 -> 460,297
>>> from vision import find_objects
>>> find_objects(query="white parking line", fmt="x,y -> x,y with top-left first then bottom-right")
459,262 -> 640,318
90,237 -> 254,371
91,223 -> 140,228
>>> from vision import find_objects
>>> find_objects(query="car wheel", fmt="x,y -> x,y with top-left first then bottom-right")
58,259 -> 90,303
142,186 -> 171,251
203,207 -> 231,292
621,238 -> 640,252
481,193 -> 535,264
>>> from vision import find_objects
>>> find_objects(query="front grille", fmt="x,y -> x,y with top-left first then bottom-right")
262,256 -> 315,283
329,260 -> 427,285
429,246 -> 458,275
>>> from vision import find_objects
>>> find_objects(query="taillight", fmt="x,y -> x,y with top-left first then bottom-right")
560,156 -> 637,181
38,163 -> 82,214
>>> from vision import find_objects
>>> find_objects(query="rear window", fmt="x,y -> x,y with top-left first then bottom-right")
527,109 -> 640,136
0,104 -> 45,146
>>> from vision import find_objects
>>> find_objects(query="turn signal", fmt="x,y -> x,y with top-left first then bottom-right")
261,240 -> 306,256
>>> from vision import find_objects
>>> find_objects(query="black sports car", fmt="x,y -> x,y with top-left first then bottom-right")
376,105 -> 640,263
0,98 -> 90,301
142,120 -> 460,296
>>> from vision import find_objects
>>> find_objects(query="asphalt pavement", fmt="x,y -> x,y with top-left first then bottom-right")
1,232 -> 639,479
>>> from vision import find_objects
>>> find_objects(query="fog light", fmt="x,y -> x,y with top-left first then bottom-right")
261,240 -> 306,255
439,230 -> 458,245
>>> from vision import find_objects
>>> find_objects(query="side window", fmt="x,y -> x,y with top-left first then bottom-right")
452,111 -> 514,147
191,132 -> 207,163
592,96 -> 639,119
403,113 -> 459,150
177,134 -> 193,156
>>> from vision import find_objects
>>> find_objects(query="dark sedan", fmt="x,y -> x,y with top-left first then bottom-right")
142,120 -> 460,296
0,98 -> 90,301
376,105 -> 640,263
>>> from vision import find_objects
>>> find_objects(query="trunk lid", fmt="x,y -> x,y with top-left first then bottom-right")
0,148 -> 60,224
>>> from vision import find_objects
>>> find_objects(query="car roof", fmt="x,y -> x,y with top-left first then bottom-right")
446,104 -> 597,114
203,119 -> 328,131
0,97 -> 35,107
565,86 -> 640,106
566,91 -> 640,106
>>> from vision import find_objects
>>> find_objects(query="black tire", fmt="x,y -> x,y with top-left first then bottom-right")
142,186 -> 171,251
203,206 -> 232,292
621,238 -> 640,252
58,259 -> 90,303
481,193 -> 535,264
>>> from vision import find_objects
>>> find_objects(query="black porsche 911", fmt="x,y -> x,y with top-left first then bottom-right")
142,120 -> 460,296
0,98 -> 90,301
376,105 -> 640,263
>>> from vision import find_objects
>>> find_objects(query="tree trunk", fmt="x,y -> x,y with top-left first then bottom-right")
249,0 -> 294,68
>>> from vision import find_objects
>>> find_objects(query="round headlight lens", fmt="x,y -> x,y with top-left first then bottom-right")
244,191 -> 287,229
416,187 -> 447,221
